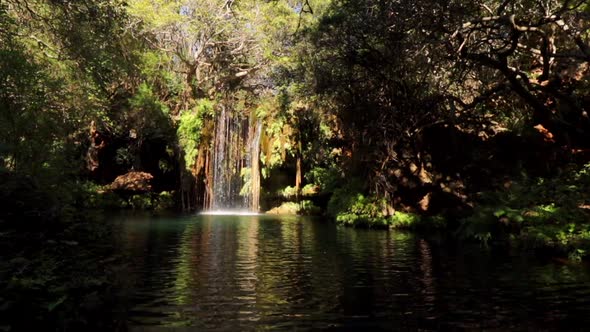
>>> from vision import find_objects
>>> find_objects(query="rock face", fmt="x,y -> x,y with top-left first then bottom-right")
110,172 -> 154,193
86,121 -> 105,173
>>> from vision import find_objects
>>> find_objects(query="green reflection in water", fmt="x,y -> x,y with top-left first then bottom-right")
234,216 -> 260,322
173,222 -> 197,306
121,214 -> 590,331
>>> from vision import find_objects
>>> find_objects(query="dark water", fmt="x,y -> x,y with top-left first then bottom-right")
119,214 -> 590,331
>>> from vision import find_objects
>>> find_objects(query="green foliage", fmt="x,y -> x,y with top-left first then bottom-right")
155,191 -> 176,211
76,185 -> 176,211
327,180 -> 391,228
269,201 -> 300,215
177,99 -> 214,169
0,46 -> 67,176
240,167 -> 252,197
268,200 -> 321,216
372,211 -> 448,231
129,83 -> 169,115
301,184 -> 318,196
0,219 -> 122,331
299,200 -> 321,215
389,212 -> 422,229
277,186 -> 297,198
0,171 -> 124,331
459,164 -> 590,256
129,194 -> 153,210
178,112 -> 202,168
306,164 -> 344,193
325,177 -> 447,230
332,194 -> 389,228
326,179 -> 364,218
115,147 -> 133,168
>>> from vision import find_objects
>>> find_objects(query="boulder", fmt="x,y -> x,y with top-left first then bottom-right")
109,171 -> 154,193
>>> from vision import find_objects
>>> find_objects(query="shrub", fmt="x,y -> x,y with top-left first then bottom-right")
458,163 -> 590,256
390,212 -> 422,229
327,182 -> 390,228
154,191 -> 175,211
267,200 -> 321,215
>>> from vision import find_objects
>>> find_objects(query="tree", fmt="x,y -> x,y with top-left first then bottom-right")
446,0 -> 590,146
1,0 -> 140,178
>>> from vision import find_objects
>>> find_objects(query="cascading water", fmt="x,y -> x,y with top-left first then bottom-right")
209,105 -> 261,212
249,120 -> 263,212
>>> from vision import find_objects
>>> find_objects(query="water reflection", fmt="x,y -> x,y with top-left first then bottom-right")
119,214 -> 590,331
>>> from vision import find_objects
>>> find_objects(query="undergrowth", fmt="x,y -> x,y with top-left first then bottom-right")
457,163 -> 590,259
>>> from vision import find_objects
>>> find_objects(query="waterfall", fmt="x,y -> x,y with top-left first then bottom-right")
209,106 -> 261,211
250,120 -> 263,212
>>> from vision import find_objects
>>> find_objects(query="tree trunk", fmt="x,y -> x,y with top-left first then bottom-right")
295,155 -> 302,202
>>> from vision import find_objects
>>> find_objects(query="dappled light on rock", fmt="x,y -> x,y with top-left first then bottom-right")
110,172 -> 154,193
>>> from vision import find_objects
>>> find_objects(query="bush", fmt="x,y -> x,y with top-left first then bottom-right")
390,211 -> 422,229
327,181 -> 390,228
333,194 -> 389,228
154,191 -> 175,211
276,184 -> 319,199
268,201 -> 300,215
457,163 -> 590,256
267,200 -> 321,215
0,171 -> 123,331
300,200 -> 321,215
306,164 -> 344,194
129,194 -> 152,210
277,186 -> 297,198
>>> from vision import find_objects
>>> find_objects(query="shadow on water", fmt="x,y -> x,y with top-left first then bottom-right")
117,214 -> 590,331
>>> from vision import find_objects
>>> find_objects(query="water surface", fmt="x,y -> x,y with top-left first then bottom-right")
119,214 -> 590,331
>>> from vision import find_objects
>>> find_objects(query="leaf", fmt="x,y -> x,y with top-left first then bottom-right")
493,209 -> 506,217
47,295 -> 67,312
513,215 -> 525,223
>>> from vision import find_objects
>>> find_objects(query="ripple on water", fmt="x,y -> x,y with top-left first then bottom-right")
118,214 -> 590,331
